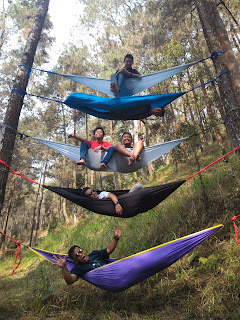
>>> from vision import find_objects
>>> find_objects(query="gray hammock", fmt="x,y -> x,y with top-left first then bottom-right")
59,60 -> 206,97
24,52 -> 221,97
33,137 -> 188,173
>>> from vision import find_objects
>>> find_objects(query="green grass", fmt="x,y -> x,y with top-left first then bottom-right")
1,142 -> 240,319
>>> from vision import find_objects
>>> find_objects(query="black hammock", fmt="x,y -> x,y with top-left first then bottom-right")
44,181 -> 185,218
0,145 -> 239,218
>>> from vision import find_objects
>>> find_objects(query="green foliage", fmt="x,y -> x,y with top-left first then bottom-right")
40,286 -> 63,301
1,0 -> 240,319
1,144 -> 240,319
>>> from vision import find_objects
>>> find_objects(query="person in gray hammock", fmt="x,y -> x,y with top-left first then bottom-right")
115,132 -> 144,166
110,53 -> 141,97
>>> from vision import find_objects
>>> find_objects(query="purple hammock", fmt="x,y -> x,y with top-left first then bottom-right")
29,225 -> 223,292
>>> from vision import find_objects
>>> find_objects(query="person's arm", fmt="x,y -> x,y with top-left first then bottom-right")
149,107 -> 165,117
107,192 -> 123,215
116,67 -> 141,77
52,255 -> 78,285
130,72 -> 141,78
94,142 -> 112,152
107,224 -> 122,254
68,133 -> 86,142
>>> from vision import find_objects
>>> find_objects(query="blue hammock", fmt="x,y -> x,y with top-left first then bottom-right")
63,92 -> 185,120
29,225 -> 223,292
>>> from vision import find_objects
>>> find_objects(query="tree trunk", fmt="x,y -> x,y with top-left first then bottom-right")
62,199 -> 70,224
194,0 -> 240,149
114,172 -> 119,189
199,76 -> 223,144
110,120 -> 119,189
98,174 -> 103,190
0,189 -> 13,254
194,152 -> 209,205
0,0 -> 50,214
187,70 -> 209,146
33,161 -> 48,244
29,179 -> 41,246
0,0 -> 7,55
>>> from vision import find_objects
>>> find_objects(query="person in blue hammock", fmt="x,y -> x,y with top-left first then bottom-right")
110,53 -> 141,97
52,225 -> 122,285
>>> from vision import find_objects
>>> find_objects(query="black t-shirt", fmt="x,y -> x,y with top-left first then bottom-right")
70,248 -> 109,278
110,104 -> 151,120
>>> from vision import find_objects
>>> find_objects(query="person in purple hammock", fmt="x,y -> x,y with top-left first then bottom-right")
52,225 -> 121,285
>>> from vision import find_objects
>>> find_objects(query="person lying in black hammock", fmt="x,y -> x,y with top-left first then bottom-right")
82,183 -> 143,216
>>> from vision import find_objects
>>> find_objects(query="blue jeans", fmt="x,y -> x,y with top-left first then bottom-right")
111,73 -> 131,97
80,141 -> 115,165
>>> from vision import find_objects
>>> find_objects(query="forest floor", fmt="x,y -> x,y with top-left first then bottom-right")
1,141 -> 240,320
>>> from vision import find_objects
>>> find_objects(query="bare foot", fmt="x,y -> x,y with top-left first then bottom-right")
135,154 -> 141,162
110,82 -> 119,97
77,159 -> 86,166
128,155 -> 135,166
99,163 -> 107,170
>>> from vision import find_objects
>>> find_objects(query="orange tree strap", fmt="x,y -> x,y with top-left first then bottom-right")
0,160 -> 41,185
185,145 -> 240,181
232,215 -> 240,245
0,231 -> 22,275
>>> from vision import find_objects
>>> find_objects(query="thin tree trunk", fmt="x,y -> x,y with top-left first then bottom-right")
194,152 -> 209,205
0,0 -> 7,55
110,120 -> 119,189
0,0 -> 50,214
0,189 -> 13,253
98,174 -> 103,190
33,161 -> 49,243
199,76 -> 223,144
62,199 -> 70,224
187,70 -> 209,146
29,177 -> 42,246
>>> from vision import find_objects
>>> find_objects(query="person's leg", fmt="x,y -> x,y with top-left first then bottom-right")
117,73 -> 126,89
115,144 -> 132,157
78,141 -> 89,165
129,183 -> 144,193
99,147 -> 115,169
110,74 -> 119,97
133,140 -> 144,162
111,73 -> 118,85
115,144 -> 136,166
117,73 -> 138,97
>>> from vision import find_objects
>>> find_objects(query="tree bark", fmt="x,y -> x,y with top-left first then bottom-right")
0,0 -> 7,55
199,76 -> 223,144
33,160 -> 49,243
29,178 -> 41,246
194,0 -> 240,149
0,189 -> 13,254
0,0 -> 50,214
